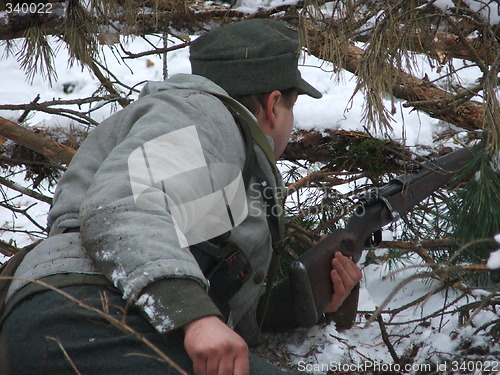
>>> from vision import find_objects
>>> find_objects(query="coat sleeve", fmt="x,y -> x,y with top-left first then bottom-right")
79,90 -> 246,332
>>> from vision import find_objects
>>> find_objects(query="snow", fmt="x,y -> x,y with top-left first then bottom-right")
137,293 -> 174,333
1,1 -> 499,372
488,249 -> 500,270
487,234 -> 500,269
296,57 -> 437,147
432,0 -> 500,26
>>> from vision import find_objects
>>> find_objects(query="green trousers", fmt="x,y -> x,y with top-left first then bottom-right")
0,285 -> 303,375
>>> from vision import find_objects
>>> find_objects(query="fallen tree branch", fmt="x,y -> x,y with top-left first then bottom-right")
282,129 -> 409,168
0,116 -> 76,164
355,29 -> 498,68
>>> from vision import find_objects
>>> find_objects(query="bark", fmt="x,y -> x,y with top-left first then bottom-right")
0,116 -> 76,164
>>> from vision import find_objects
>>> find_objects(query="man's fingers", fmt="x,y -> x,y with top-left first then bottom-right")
332,253 -> 362,285
218,342 -> 249,375
192,356 -> 206,375
206,353 -> 220,375
330,268 -> 345,294
325,252 -> 363,313
233,350 -> 250,375
332,255 -> 355,287
325,269 -> 345,312
183,316 -> 249,375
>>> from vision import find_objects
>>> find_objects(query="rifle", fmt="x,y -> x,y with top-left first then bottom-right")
289,147 -> 474,327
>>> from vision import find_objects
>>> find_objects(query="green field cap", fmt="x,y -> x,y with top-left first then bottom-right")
190,19 -> 322,99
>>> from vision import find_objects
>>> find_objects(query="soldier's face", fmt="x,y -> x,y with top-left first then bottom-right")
272,92 -> 298,158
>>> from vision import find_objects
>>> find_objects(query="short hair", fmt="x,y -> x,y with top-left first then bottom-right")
234,88 -> 297,117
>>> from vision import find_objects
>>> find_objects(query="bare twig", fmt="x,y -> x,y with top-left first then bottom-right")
0,201 -> 47,232
376,314 -> 399,363
45,336 -> 83,375
17,94 -> 40,123
121,41 -> 190,59
0,176 -> 53,204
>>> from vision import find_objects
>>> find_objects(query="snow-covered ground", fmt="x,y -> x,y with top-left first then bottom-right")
1,1 -> 499,373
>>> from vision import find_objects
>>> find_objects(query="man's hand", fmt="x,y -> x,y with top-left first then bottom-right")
183,316 -> 249,375
324,252 -> 362,313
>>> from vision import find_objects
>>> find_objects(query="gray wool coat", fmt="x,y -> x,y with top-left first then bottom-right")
4,74 -> 285,344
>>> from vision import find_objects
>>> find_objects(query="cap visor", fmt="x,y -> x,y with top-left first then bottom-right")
298,78 -> 322,99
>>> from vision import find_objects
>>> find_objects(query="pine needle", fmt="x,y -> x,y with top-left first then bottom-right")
17,26 -> 57,85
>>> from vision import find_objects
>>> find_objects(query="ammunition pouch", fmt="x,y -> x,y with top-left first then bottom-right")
189,240 -> 251,322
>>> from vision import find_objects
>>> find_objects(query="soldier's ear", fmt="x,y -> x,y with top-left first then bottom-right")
263,90 -> 282,129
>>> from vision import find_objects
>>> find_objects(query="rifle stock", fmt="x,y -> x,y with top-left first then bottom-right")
289,147 -> 474,327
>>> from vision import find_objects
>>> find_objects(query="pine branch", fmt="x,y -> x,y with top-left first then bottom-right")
0,1 -> 300,40
282,129 -> 409,168
355,29 -> 498,67
303,27 -> 486,132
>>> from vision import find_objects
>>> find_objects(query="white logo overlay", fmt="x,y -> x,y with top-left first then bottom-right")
128,126 -> 248,248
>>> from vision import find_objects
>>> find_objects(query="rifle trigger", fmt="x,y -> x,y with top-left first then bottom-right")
379,196 -> 400,222
365,230 -> 382,248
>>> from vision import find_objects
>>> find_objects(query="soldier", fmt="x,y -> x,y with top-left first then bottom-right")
0,19 -> 362,375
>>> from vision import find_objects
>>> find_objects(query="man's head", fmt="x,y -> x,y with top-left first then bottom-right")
189,19 -> 322,158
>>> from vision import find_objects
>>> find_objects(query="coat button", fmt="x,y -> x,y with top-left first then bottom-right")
253,270 -> 266,284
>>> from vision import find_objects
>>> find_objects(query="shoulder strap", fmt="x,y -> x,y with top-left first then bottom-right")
0,241 -> 41,315
223,105 -> 255,191
217,95 -> 285,247
217,96 -> 286,328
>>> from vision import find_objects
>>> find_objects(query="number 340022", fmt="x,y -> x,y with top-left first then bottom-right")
5,3 -> 53,14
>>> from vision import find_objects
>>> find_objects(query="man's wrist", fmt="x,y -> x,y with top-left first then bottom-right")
139,278 -> 223,333
183,315 -> 223,334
